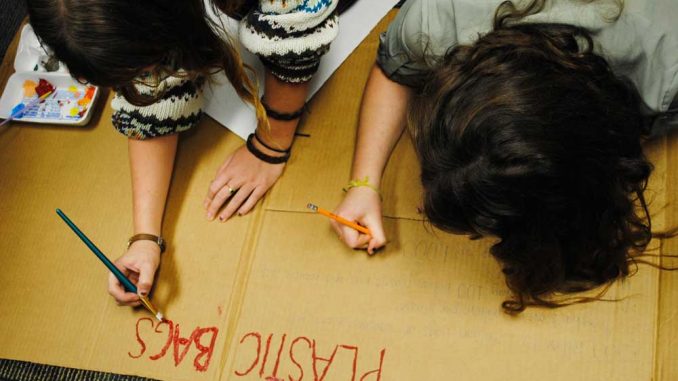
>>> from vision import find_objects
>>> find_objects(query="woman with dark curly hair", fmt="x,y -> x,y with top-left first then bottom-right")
332,0 -> 678,312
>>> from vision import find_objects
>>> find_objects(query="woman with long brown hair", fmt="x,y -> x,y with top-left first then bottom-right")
27,0 -> 347,307
332,0 -> 678,312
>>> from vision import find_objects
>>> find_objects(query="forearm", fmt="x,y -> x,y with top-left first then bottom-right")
256,70 -> 310,151
128,134 -> 178,235
351,64 -> 412,188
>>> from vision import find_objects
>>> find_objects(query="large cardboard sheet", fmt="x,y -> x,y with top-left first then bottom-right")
655,129 -> 678,380
222,211 -> 659,381
0,105 -> 256,380
1,8 -> 677,381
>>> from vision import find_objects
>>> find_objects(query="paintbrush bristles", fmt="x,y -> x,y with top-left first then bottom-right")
307,203 -> 319,212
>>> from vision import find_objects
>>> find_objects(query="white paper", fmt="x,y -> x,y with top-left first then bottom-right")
204,0 -> 399,140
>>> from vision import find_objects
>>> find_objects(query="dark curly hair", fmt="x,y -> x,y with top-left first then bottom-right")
409,0 -> 663,313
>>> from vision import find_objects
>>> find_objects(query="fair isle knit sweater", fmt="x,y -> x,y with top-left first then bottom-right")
112,0 -> 339,140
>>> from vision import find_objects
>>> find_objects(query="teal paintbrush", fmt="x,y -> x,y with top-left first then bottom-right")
56,208 -> 164,321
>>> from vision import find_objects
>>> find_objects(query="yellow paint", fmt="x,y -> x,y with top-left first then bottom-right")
68,86 -> 81,98
69,107 -> 79,117
23,80 -> 37,97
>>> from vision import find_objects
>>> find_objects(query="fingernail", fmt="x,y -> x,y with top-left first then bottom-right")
207,213 -> 214,220
218,216 -> 225,222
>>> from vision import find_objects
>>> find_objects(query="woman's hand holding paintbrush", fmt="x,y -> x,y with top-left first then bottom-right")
107,241 -> 160,307
56,209 -> 164,321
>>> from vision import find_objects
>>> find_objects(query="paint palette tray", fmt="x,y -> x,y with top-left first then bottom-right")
0,72 -> 100,126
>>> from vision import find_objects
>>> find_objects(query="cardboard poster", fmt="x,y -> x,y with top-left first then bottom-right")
0,7 -> 677,381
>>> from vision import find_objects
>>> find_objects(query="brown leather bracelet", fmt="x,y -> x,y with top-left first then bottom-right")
128,233 -> 166,254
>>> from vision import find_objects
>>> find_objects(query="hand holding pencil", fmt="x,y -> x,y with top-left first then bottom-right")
316,186 -> 387,255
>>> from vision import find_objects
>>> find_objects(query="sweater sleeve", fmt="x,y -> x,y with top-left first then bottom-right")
238,0 -> 340,83
111,74 -> 205,140
377,0 -> 459,88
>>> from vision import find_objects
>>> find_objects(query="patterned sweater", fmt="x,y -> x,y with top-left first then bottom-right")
112,0 -> 339,140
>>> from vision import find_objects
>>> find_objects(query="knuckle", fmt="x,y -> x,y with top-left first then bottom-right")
208,183 -> 220,195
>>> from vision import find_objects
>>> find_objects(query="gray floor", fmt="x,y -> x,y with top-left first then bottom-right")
1,0 -> 27,62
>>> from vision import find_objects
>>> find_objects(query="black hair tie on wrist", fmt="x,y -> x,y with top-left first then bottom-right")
261,96 -> 306,121
246,133 -> 290,164
254,131 -> 291,154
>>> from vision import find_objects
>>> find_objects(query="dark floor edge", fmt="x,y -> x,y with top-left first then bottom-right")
0,359 -> 161,381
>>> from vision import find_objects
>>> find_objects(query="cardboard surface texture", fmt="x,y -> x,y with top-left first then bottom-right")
1,9 -> 677,381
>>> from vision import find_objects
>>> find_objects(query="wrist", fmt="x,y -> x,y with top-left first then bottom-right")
128,239 -> 162,255
246,133 -> 291,164
350,171 -> 382,188
252,131 -> 290,157
128,233 -> 166,253
132,220 -> 162,237
344,176 -> 382,199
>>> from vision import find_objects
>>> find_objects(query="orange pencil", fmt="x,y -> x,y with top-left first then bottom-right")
307,203 -> 372,236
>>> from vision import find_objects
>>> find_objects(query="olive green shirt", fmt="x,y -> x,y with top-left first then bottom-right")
378,0 -> 678,119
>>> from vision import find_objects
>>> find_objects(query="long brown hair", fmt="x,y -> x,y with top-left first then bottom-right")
410,0 -> 674,313
27,0 -> 268,129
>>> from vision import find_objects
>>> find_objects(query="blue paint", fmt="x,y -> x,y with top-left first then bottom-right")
10,103 -> 25,116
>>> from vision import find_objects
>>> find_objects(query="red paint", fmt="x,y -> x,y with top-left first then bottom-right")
359,349 -> 386,381
340,345 -> 359,381
260,333 -> 274,377
271,334 -> 287,377
233,331 -> 386,381
35,78 -> 55,97
129,317 -> 219,372
234,332 -> 262,376
172,324 -> 194,366
289,336 -> 312,381
312,343 -> 339,381
149,320 -> 173,360
193,327 -> 219,372
128,318 -> 153,359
